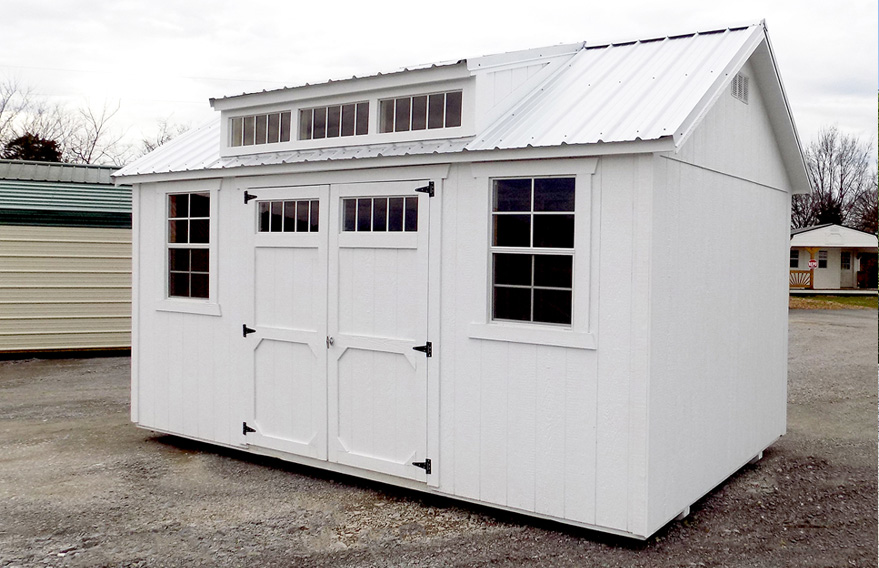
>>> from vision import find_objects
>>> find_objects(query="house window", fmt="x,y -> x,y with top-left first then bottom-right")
379,91 -> 462,133
818,250 -> 828,268
230,112 -> 292,147
790,249 -> 799,268
841,251 -> 851,270
258,200 -> 319,232
168,192 -> 210,298
342,196 -> 418,232
299,102 -> 369,140
491,177 -> 575,325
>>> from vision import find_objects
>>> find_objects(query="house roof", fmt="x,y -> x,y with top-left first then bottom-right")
116,21 -> 808,192
790,224 -> 878,249
0,159 -> 131,214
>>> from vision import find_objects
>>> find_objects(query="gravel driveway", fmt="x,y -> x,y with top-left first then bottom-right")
0,308 -> 876,567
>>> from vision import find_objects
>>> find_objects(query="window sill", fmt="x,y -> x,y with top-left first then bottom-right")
156,299 -> 222,317
469,322 -> 596,350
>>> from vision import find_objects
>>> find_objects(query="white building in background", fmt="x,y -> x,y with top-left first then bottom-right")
790,224 -> 878,290
115,22 -> 809,539
0,160 -> 132,354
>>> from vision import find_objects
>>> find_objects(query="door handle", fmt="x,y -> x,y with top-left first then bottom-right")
326,336 -> 334,347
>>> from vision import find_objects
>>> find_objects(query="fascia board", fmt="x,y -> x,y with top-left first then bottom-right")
757,26 -> 811,195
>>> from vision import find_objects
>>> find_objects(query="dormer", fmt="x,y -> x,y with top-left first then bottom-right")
210,43 -> 581,159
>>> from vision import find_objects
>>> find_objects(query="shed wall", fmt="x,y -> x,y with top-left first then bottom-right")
646,54 -> 791,532
0,225 -> 131,352
438,155 -> 653,535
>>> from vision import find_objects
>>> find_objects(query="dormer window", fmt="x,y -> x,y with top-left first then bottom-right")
299,102 -> 369,140
230,112 -> 292,147
379,90 -> 462,133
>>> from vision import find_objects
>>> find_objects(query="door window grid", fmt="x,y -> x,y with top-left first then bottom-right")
342,196 -> 418,232
167,192 -> 210,299
491,177 -> 575,325
818,250 -> 828,268
790,249 -> 799,268
841,251 -> 851,270
258,200 -> 320,233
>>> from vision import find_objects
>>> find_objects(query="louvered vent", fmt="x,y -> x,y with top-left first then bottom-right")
731,73 -> 749,104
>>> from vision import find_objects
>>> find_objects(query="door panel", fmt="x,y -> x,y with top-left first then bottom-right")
327,181 -> 431,482
246,186 -> 329,460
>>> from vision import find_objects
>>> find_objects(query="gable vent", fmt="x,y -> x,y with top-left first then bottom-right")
731,73 -> 749,104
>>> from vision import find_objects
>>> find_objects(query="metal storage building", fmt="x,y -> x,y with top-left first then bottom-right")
115,22 -> 809,538
0,160 -> 132,354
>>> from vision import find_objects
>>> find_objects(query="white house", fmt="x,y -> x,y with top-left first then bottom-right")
115,21 -> 809,539
790,224 -> 878,290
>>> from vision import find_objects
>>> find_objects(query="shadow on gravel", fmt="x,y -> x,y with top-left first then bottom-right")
147,432 -> 775,550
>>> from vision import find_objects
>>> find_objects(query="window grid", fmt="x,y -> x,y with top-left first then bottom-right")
342,196 -> 418,232
379,91 -> 462,133
790,249 -> 799,268
167,192 -> 210,299
299,102 -> 369,140
257,200 -> 320,233
230,112 -> 292,147
818,250 -> 828,268
491,177 -> 575,326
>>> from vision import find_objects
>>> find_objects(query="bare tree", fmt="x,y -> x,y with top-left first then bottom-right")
0,77 -> 33,146
140,117 -> 190,155
792,126 -> 877,231
65,101 -> 132,166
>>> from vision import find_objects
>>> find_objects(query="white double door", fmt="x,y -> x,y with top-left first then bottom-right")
243,180 -> 431,482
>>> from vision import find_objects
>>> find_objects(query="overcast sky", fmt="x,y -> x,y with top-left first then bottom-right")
3,0 -> 877,153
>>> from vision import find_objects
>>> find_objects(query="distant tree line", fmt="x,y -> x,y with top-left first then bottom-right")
791,125 -> 878,234
0,76 -> 189,166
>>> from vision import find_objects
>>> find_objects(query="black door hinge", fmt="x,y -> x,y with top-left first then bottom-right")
414,181 -> 434,197
244,191 -> 258,204
412,341 -> 432,357
412,458 -> 432,474
243,422 -> 256,435
243,324 -> 256,337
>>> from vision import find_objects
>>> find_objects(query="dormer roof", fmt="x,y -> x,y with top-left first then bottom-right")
116,20 -> 808,193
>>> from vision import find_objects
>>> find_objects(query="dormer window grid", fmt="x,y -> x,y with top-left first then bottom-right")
230,111 -> 292,147
299,102 -> 369,140
380,90 -> 462,133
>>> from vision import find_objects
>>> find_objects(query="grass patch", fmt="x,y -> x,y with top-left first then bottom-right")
789,295 -> 877,310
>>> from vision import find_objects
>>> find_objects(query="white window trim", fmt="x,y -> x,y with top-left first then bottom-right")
468,159 -> 598,350
156,180 -> 222,317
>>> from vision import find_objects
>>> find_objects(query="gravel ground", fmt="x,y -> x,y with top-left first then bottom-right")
0,308 -> 876,567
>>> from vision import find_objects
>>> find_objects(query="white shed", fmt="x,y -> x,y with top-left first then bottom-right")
115,22 -> 809,539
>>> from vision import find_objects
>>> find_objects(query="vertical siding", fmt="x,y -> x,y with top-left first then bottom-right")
647,54 -> 791,534
134,181 -> 240,448
0,224 -> 131,352
439,160 -> 616,530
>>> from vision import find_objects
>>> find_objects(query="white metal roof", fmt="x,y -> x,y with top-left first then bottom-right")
116,21 -> 806,188
467,25 -> 764,150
